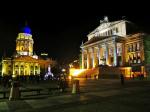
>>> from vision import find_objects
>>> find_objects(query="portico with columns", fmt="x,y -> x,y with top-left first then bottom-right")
81,36 -> 125,69
81,16 -> 129,69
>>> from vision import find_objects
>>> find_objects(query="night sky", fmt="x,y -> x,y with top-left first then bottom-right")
0,15 -> 150,63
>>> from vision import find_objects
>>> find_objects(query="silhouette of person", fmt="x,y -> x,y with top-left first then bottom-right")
120,74 -> 124,85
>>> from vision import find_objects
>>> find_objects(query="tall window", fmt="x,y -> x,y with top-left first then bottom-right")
133,43 -> 136,52
15,71 -> 18,75
30,71 -> 33,75
133,54 -> 136,63
116,27 -> 118,33
127,45 -> 130,52
129,45 -> 132,52
21,71 -> 23,75
137,53 -> 141,63
111,30 -> 113,35
136,42 -> 140,51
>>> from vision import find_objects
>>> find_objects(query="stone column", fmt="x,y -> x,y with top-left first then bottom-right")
92,47 -> 96,68
34,63 -> 35,75
12,61 -> 15,75
18,63 -> 20,75
29,63 -> 30,75
105,43 -> 109,65
121,43 -> 125,66
113,40 -> 117,66
98,45 -> 101,65
87,49 -> 90,69
38,65 -> 40,74
82,49 -> 85,69
22,63 -> 24,75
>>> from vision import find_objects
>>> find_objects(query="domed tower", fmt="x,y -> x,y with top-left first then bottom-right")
16,25 -> 34,56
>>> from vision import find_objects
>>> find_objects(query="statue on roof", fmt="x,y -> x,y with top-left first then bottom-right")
104,16 -> 109,22
100,16 -> 109,24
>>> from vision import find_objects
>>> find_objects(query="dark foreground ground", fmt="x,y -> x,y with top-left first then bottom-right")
0,78 -> 150,112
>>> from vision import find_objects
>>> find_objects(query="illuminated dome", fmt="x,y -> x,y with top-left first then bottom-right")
21,26 -> 31,34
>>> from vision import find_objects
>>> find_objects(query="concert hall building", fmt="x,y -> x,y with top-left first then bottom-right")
80,17 -> 150,77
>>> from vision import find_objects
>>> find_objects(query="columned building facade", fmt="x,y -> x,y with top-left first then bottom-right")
81,35 -> 126,68
81,17 -> 149,77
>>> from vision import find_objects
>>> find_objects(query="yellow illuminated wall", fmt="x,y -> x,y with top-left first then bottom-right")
2,57 -> 40,76
2,59 -> 12,76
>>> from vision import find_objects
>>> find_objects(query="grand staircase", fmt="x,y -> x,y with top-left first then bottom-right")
76,66 -> 121,79
77,68 -> 99,78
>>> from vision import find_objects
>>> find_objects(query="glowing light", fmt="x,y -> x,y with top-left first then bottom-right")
70,68 -> 86,77
12,74 -> 16,78
62,69 -> 66,72
69,64 -> 73,68
108,64 -> 112,67
68,75 -> 72,80
41,53 -> 48,56
74,60 -> 78,62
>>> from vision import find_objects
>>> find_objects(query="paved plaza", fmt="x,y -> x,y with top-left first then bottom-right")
0,78 -> 150,112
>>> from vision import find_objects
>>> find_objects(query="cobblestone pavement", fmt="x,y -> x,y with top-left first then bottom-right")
1,79 -> 150,112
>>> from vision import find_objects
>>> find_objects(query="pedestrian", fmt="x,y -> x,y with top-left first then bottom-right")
120,74 -> 124,85
58,79 -> 65,92
132,73 -> 135,80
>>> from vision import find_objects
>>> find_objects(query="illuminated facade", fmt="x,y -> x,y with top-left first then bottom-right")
1,25 -> 56,77
81,16 -> 150,77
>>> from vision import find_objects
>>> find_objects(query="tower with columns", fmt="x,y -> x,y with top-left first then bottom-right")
1,24 -> 56,77
16,25 -> 34,56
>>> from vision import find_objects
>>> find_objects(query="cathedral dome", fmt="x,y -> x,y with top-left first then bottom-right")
21,26 -> 31,34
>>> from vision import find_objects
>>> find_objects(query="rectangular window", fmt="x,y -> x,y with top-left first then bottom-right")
116,27 -> 118,33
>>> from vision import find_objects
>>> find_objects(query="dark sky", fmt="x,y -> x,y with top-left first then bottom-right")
0,15 -> 150,63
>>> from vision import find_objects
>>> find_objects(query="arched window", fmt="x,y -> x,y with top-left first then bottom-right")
21,71 -> 23,75
15,71 -> 18,75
